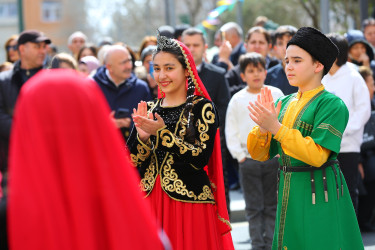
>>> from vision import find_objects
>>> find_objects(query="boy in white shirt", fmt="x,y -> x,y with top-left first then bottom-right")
225,52 -> 283,250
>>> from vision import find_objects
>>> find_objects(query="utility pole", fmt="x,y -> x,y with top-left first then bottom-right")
164,0 -> 176,27
320,0 -> 330,33
360,0 -> 369,26
146,0 -> 151,34
17,0 -> 24,32
236,0 -> 243,38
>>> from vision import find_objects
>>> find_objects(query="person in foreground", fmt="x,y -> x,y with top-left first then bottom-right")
7,70 -> 164,250
247,27 -> 364,249
128,33 -> 234,250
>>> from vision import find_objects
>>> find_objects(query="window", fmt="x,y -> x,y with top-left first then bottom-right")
0,3 -> 17,19
42,1 -> 62,22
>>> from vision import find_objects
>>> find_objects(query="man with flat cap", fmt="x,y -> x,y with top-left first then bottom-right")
247,27 -> 364,249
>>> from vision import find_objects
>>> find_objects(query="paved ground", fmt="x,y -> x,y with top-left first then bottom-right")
229,189 -> 375,250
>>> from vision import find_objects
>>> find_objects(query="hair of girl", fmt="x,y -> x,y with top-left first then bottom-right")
154,33 -> 196,143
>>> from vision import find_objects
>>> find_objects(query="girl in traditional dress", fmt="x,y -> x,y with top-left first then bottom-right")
247,27 -> 364,249
128,33 -> 234,250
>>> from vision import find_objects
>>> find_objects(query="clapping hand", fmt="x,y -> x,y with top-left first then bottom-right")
132,101 -> 165,142
248,87 -> 282,135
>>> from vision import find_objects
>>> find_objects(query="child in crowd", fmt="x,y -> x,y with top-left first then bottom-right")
128,33 -> 234,250
247,27 -> 364,249
225,52 -> 283,250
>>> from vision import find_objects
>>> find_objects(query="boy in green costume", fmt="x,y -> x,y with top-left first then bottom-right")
247,27 -> 364,249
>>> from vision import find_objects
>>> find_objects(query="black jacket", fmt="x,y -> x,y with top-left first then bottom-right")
93,66 -> 151,141
265,63 -> 298,95
0,61 -> 43,172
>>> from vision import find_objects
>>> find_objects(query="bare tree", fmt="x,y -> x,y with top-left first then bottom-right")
297,0 -> 320,28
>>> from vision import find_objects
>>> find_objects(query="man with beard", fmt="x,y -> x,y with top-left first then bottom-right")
93,45 -> 151,142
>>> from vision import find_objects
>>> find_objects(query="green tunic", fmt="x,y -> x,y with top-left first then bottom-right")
270,90 -> 364,250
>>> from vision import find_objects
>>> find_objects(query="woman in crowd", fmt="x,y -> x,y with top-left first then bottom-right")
78,55 -> 100,76
50,53 -> 78,70
4,35 -> 19,63
77,44 -> 98,61
138,35 -> 157,59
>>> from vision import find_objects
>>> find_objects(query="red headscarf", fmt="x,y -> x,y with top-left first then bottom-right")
8,70 -> 164,250
157,37 -> 232,237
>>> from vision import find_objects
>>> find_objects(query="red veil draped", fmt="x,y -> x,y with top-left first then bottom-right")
158,39 -> 233,245
8,70 -> 163,250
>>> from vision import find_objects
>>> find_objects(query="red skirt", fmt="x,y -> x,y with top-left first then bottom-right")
148,177 -> 233,250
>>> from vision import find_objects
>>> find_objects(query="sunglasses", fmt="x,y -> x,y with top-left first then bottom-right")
6,45 -> 17,51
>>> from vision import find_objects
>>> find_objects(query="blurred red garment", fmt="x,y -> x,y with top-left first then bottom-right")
8,69 -> 164,250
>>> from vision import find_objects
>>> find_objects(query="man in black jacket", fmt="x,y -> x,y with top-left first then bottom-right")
0,30 -> 50,181
181,28 -> 232,213
225,26 -> 279,96
0,29 -> 51,250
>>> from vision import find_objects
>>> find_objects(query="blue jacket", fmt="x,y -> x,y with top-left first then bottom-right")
93,66 -> 151,140
264,63 -> 298,95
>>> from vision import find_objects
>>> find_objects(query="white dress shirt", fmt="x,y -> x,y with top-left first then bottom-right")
225,85 -> 284,161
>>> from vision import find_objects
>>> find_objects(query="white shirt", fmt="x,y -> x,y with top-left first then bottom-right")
225,85 -> 284,161
322,63 -> 371,152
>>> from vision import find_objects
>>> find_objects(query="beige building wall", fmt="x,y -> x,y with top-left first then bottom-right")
24,0 -> 88,54
0,0 -> 18,63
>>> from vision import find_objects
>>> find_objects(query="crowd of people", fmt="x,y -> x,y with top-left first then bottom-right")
0,14 -> 374,250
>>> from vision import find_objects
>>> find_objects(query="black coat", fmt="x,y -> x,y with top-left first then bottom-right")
265,63 -> 298,95
0,61 -> 43,172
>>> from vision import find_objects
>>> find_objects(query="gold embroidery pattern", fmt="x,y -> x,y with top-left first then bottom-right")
159,102 -> 215,156
160,129 -> 202,155
147,100 -> 158,115
162,155 -> 214,201
197,103 -> 215,144
140,156 -> 156,192
316,123 -> 343,139
217,213 -> 233,234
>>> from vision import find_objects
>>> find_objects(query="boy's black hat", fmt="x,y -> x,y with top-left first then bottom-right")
287,27 -> 338,75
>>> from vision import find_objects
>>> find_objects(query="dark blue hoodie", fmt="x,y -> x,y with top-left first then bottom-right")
93,66 -> 151,141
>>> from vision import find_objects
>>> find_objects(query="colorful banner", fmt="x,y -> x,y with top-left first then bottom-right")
201,0 -> 244,30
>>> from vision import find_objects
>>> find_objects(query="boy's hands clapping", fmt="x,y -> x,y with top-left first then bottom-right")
248,87 -> 282,135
